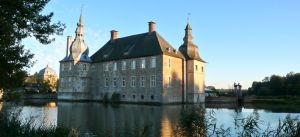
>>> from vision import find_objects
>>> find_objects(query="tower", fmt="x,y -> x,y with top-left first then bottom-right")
58,12 -> 92,100
179,23 -> 206,103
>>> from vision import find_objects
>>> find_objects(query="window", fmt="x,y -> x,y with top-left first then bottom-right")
82,80 -> 86,87
122,77 -> 126,87
168,77 -> 171,88
131,76 -> 136,87
83,64 -> 87,70
69,77 -> 72,82
113,62 -> 117,71
131,60 -> 136,70
168,58 -> 171,68
150,75 -> 156,87
104,63 -> 109,71
69,63 -> 72,70
61,78 -> 64,82
151,95 -> 154,100
122,61 -> 126,70
61,64 -> 64,71
140,76 -> 145,87
105,78 -> 109,87
195,65 -> 198,71
202,66 -> 204,72
141,95 -> 144,100
140,58 -> 146,69
150,57 -> 156,68
113,77 -> 117,87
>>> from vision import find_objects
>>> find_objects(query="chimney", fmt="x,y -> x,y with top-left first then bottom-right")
110,30 -> 118,41
148,21 -> 155,33
66,36 -> 72,57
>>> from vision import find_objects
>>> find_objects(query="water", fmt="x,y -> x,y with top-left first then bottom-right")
1,100 -> 300,137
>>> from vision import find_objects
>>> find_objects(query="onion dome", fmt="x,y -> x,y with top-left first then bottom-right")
65,12 -> 91,63
179,23 -> 205,62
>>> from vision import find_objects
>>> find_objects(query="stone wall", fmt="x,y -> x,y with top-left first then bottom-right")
161,54 -> 184,103
58,61 -> 91,100
186,60 -> 205,103
89,55 -> 163,103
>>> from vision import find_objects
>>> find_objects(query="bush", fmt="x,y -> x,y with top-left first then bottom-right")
0,109 -> 71,137
2,90 -> 22,101
111,93 -> 120,104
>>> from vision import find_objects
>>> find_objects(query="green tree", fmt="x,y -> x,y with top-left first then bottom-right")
0,0 -> 65,91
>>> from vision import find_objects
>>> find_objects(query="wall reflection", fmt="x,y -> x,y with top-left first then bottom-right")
57,102 -> 183,137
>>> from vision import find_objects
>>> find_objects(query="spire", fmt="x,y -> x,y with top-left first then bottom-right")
75,10 -> 84,38
183,23 -> 193,44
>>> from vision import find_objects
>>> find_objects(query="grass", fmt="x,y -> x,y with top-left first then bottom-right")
252,95 -> 300,104
0,109 -> 73,137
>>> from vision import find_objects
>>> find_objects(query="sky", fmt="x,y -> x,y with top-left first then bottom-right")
23,0 -> 300,89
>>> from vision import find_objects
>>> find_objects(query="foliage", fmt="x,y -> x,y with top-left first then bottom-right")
111,93 -> 120,103
0,0 -> 65,91
249,72 -> 300,96
0,109 -> 70,137
174,106 -> 231,137
174,106 -> 300,137
2,90 -> 22,101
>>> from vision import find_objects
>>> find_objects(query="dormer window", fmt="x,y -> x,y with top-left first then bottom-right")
167,47 -> 171,52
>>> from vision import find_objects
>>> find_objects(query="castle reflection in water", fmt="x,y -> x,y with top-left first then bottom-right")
4,101 -> 300,136
57,102 -> 183,137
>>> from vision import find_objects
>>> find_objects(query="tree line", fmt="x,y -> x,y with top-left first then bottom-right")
248,72 -> 300,96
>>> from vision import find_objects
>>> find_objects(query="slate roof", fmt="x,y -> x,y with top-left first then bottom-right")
91,31 -> 184,62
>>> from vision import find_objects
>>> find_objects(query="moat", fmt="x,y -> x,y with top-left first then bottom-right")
1,100 -> 300,137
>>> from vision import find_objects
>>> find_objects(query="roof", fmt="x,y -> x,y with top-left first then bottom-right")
91,31 -> 184,62
38,65 -> 57,77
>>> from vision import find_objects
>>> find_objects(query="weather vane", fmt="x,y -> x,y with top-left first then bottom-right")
187,13 -> 191,24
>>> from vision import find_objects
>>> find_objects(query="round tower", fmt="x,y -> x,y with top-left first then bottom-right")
58,12 -> 91,100
179,23 -> 206,103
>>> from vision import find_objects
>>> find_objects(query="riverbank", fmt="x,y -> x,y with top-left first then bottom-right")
206,96 -> 300,104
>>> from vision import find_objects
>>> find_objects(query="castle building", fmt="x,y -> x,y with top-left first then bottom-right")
58,14 -> 205,104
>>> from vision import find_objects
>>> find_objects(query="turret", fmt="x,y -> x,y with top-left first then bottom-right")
179,23 -> 206,103
58,12 -> 91,100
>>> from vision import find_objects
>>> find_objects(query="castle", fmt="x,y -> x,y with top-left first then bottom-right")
58,13 -> 206,104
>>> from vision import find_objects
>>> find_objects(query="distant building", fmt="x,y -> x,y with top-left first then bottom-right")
23,65 -> 58,92
58,13 -> 206,104
38,65 -> 58,92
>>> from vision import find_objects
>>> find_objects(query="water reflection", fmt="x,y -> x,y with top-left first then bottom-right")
57,102 -> 180,137
2,101 -> 300,136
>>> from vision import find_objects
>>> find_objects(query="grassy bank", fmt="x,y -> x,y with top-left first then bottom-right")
0,110 -> 76,137
248,96 -> 300,104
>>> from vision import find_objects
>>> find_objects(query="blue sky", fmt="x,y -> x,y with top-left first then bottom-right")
23,0 -> 300,89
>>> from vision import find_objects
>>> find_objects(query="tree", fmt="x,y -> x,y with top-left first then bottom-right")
0,0 -> 65,91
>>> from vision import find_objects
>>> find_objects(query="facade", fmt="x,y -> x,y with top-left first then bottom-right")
58,14 -> 206,104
